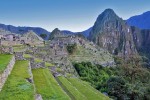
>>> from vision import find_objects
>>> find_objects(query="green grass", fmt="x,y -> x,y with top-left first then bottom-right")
0,54 -> 12,74
58,76 -> 86,100
45,62 -> 54,67
34,58 -> 54,67
69,45 -> 113,64
23,54 -> 32,58
13,45 -> 26,52
34,58 -> 43,63
0,60 -> 34,100
32,68 -> 70,100
67,78 -> 110,100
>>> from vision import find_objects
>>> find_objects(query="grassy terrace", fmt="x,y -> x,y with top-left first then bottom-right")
0,54 -> 12,74
34,58 -> 54,67
69,45 -> 113,64
0,60 -> 34,100
13,45 -> 27,52
67,78 -> 110,100
32,68 -> 70,100
58,76 -> 86,100
23,54 -> 32,58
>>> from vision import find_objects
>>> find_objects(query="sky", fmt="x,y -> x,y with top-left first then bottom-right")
0,0 -> 150,32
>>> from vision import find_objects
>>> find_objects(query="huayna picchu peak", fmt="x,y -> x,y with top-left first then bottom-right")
89,9 -> 137,57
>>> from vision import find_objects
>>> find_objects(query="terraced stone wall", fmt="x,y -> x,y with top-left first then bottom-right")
29,58 -> 45,69
0,46 -> 13,54
0,56 -> 15,91
14,52 -> 24,60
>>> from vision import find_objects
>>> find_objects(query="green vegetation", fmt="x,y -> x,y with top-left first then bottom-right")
34,58 -> 54,67
40,33 -> 47,39
23,54 -> 32,58
73,62 -> 114,91
0,61 -> 34,100
69,44 -> 113,64
45,62 -> 54,67
34,58 -> 43,63
110,56 -> 150,100
58,76 -> 86,100
74,56 -> 150,100
68,78 -> 110,100
32,68 -> 70,100
66,43 -> 77,54
0,54 -> 12,74
13,45 -> 26,52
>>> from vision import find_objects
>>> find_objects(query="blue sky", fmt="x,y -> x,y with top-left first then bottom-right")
0,0 -> 150,32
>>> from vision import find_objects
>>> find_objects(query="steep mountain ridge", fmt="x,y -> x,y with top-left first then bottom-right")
89,9 -> 137,57
131,26 -> 150,58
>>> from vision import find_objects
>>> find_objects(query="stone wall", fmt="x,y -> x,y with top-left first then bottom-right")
31,62 -> 45,69
28,58 -> 45,69
0,56 -> 15,91
14,52 -> 24,60
0,46 -> 13,54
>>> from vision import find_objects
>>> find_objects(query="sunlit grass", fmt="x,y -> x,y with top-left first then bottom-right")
0,54 -> 12,74
0,60 -> 34,100
32,68 -> 70,100
58,76 -> 86,100
67,78 -> 110,100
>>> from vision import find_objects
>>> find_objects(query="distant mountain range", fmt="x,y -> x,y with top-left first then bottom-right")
127,11 -> 150,29
61,27 -> 92,37
0,23 -> 50,39
0,23 -> 92,39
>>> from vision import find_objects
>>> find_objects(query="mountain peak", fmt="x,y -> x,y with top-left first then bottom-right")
90,9 -> 122,36
97,8 -> 118,20
103,8 -> 115,14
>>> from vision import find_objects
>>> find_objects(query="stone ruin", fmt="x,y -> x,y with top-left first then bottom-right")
29,58 -> 45,69
0,46 -> 13,54
14,52 -> 24,60
0,39 -> 1,46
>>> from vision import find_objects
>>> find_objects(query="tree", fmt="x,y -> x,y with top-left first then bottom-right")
66,43 -> 77,54
40,33 -> 47,39
107,76 -> 127,99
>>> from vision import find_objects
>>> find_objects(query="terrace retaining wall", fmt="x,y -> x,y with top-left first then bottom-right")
0,55 -> 15,91
14,52 -> 24,60
0,46 -> 13,54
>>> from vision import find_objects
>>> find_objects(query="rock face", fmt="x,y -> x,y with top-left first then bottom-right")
131,26 -> 150,58
89,9 -> 137,57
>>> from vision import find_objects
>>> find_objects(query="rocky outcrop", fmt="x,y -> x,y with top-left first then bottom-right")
89,9 -> 137,57
0,56 -> 15,91
49,28 -> 63,40
131,26 -> 150,58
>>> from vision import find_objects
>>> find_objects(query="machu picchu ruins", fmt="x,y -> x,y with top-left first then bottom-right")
0,1 -> 150,100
